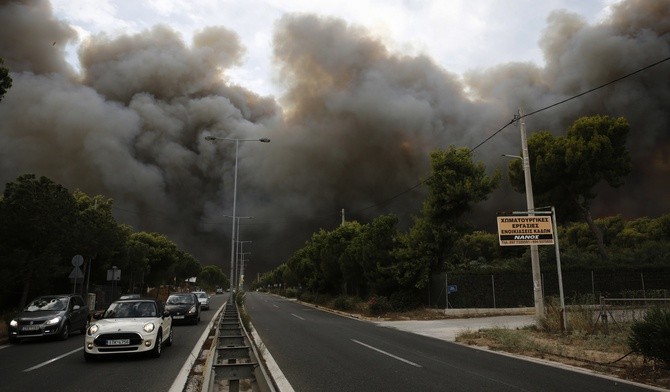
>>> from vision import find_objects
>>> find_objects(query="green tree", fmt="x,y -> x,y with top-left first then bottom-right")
174,250 -> 202,284
0,175 -> 78,308
0,58 -> 11,102
342,214 -> 400,296
394,146 -> 499,290
199,265 -> 229,291
508,115 -> 632,262
71,191 -> 126,293
127,232 -> 180,287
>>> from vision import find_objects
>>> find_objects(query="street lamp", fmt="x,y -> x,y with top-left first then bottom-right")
224,215 -> 254,289
205,135 -> 270,295
238,241 -> 252,290
504,108 -> 545,320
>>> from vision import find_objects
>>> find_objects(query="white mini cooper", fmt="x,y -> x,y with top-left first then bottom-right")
84,299 -> 173,361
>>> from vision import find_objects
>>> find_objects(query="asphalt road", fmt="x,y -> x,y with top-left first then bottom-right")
245,292 -> 655,392
0,293 -> 228,392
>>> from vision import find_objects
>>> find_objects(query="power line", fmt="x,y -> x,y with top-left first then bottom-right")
349,55 -> 670,216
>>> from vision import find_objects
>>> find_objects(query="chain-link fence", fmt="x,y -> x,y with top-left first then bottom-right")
429,268 -> 670,309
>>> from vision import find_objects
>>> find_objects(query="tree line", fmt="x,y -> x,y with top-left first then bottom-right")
253,115 -> 670,307
0,174 -> 228,311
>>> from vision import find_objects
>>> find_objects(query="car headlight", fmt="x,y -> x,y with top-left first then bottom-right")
46,316 -> 62,325
10,319 -> 18,327
87,324 -> 99,335
143,323 -> 155,333
188,305 -> 197,314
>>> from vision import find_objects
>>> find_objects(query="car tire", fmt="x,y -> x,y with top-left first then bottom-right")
58,322 -> 70,340
165,327 -> 173,347
150,331 -> 162,358
8,336 -> 19,344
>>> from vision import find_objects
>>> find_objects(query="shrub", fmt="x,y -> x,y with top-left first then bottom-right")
333,295 -> 355,311
284,287 -> 299,298
628,307 -> 670,367
389,291 -> 420,312
367,295 -> 392,316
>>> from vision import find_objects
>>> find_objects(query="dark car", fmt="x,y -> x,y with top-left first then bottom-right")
9,294 -> 89,343
165,293 -> 200,325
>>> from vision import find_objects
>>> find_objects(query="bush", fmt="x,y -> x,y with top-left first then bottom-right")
628,307 -> 670,367
333,295 -> 355,311
367,296 -> 392,316
389,291 -> 420,312
284,287 -> 299,298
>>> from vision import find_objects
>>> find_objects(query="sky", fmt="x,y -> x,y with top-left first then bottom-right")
50,0 -> 617,97
1,0 -> 669,282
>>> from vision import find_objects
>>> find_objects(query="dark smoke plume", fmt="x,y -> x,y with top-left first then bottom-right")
0,0 -> 668,278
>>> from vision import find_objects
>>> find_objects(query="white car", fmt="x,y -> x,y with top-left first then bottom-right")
84,299 -> 173,361
192,291 -> 210,310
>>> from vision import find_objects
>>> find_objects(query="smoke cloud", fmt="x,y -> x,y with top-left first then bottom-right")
0,0 -> 668,277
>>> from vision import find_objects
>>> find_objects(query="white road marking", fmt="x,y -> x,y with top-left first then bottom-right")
351,339 -> 422,368
273,305 -> 280,308
291,313 -> 305,320
23,347 -> 83,372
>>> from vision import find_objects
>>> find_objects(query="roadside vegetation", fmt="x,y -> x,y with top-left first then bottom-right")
456,302 -> 670,389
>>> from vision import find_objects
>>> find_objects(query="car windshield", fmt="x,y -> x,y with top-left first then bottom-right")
104,301 -> 157,318
195,292 -> 207,299
25,297 -> 67,312
167,294 -> 194,305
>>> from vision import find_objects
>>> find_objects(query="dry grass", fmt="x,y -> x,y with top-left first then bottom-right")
456,327 -> 670,389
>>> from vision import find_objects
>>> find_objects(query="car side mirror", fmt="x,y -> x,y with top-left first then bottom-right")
92,311 -> 104,320
163,311 -> 171,318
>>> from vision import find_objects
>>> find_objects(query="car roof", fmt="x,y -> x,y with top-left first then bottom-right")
114,298 -> 159,303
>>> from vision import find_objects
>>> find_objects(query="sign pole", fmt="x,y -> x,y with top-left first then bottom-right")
552,206 -> 567,331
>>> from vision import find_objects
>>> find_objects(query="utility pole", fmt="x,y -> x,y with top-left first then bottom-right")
341,208 -> 345,226
516,108 -> 545,319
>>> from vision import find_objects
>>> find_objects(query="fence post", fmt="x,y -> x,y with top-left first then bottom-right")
599,295 -> 608,334
491,274 -> 496,309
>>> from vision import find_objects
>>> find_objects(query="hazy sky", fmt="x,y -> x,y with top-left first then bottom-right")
51,0 -> 619,96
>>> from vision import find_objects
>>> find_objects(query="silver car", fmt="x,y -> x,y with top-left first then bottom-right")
192,291 -> 210,310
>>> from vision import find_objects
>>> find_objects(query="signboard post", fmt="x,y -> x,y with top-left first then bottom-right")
497,208 -> 566,331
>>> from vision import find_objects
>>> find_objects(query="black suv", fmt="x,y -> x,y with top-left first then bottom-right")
9,294 -> 89,343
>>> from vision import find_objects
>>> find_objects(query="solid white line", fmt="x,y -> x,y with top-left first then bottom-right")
273,305 -> 279,308
23,347 -> 83,372
351,339 -> 422,368
291,313 -> 305,320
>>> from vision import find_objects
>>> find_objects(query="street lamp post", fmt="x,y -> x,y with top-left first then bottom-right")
238,241 -> 252,290
205,136 -> 270,295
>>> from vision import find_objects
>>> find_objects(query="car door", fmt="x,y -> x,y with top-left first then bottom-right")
68,296 -> 87,330
158,301 -> 172,342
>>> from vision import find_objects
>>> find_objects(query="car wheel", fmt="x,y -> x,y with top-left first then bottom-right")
58,322 -> 70,340
8,336 -> 19,344
150,331 -> 162,358
166,327 -> 173,347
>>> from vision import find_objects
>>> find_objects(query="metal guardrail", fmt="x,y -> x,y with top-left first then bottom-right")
204,297 -> 276,392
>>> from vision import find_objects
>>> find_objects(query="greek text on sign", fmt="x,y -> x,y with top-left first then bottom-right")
497,216 -> 554,246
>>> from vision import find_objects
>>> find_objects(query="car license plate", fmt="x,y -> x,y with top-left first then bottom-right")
107,339 -> 130,345
173,315 -> 184,319
21,325 -> 40,331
